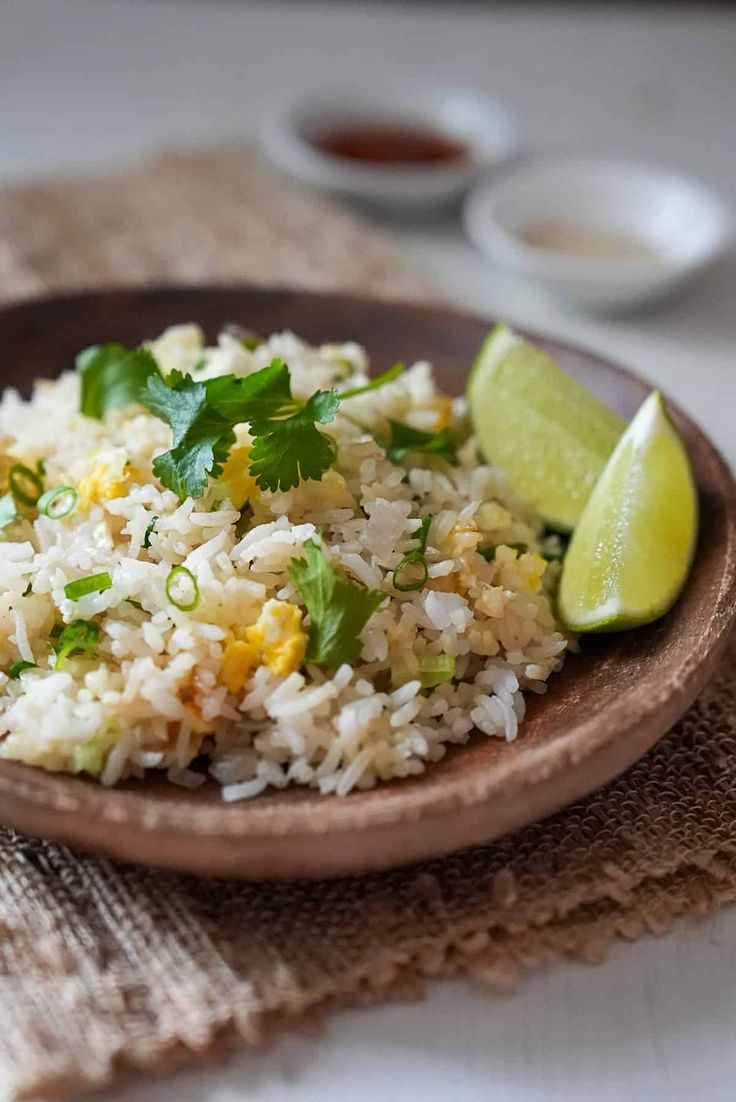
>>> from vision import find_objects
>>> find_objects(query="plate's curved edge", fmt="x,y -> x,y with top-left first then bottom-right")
0,284 -> 734,879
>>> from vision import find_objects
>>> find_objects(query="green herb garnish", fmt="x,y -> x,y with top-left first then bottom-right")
8,464 -> 44,506
38,485 -> 78,519
142,515 -> 159,549
0,492 -> 20,530
289,538 -> 384,668
64,572 -> 113,601
142,371 -> 238,500
393,515 -> 432,593
51,619 -> 100,669
140,360 -> 339,498
379,421 -> 458,465
417,654 -> 456,689
165,565 -> 199,611
339,362 -> 405,400
248,386 -> 339,492
125,598 -> 144,611
7,660 -> 37,679
77,343 -> 161,419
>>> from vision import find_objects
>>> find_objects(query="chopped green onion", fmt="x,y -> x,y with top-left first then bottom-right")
0,492 -> 20,530
393,555 -> 429,592
417,655 -> 456,689
165,565 -> 199,611
392,514 -> 432,593
125,598 -> 144,611
240,336 -> 261,351
71,721 -> 118,775
8,464 -> 43,507
142,515 -> 159,549
38,485 -> 78,519
391,654 -> 456,690
64,572 -> 113,601
414,515 -> 431,553
51,619 -> 100,669
7,660 -> 37,679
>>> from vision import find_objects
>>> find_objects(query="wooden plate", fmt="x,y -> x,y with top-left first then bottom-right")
0,286 -> 734,879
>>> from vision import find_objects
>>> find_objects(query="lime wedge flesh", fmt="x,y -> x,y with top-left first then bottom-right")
558,391 -> 698,632
467,325 -> 625,531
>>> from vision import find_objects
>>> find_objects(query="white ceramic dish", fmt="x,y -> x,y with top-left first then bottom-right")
260,81 -> 517,216
463,156 -> 732,310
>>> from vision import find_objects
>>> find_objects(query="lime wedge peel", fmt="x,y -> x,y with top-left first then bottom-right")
558,391 -> 698,633
467,325 -> 625,532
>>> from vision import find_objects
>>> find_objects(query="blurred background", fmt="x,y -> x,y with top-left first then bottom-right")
1,0 -> 734,449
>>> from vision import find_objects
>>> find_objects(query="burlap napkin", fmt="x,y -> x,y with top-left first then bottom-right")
0,148 -> 734,1102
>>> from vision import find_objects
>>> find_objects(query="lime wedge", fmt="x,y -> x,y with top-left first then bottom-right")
558,391 -> 698,632
467,325 -> 625,531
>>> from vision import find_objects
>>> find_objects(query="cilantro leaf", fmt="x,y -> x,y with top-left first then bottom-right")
380,420 -> 458,465
142,373 -> 235,499
77,343 -> 160,419
289,539 -> 384,668
339,362 -> 405,400
205,359 -> 295,422
0,492 -> 20,531
8,660 -> 37,679
248,388 -> 340,492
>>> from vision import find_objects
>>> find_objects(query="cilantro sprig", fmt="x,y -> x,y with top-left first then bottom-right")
289,538 -> 384,668
76,336 -> 445,501
139,360 -> 339,498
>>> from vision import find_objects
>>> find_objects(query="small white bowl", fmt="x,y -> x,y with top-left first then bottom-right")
260,81 -> 517,216
463,156 -> 732,310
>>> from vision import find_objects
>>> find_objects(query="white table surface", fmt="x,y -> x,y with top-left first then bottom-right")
2,2 -> 736,1100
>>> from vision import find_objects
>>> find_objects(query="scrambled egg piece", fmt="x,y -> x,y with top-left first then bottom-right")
78,463 -> 130,509
494,545 -> 547,593
246,600 -> 308,677
220,600 -> 308,694
220,445 -> 259,508
220,639 -> 259,694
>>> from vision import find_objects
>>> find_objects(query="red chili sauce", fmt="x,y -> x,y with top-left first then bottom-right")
312,123 -> 468,167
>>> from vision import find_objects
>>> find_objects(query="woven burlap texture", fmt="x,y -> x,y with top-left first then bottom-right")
0,148 -> 734,1102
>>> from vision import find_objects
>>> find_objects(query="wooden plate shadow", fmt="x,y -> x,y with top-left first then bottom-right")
0,286 -> 734,879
